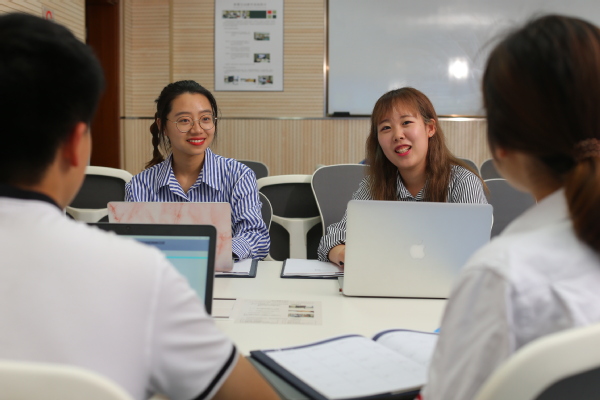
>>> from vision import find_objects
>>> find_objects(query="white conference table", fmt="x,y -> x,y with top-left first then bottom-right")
213,261 -> 446,355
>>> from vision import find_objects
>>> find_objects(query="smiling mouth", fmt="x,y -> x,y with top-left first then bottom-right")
395,146 -> 411,154
187,138 -> 205,144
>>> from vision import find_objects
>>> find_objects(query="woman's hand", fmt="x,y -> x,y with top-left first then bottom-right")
328,244 -> 346,267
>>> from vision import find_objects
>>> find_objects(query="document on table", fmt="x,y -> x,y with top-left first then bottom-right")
281,259 -> 343,278
233,299 -> 322,325
251,329 -> 438,400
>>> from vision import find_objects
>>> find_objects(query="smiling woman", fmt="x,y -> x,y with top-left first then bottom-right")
125,80 -> 270,261
317,87 -> 488,266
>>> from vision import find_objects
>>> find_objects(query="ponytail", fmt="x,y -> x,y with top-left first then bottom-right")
144,114 -> 169,169
564,141 -> 600,252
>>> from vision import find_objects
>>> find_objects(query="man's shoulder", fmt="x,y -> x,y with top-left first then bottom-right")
33,210 -> 167,270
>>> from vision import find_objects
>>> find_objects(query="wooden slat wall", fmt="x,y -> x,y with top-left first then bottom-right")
0,1 -> 85,41
122,0 -> 490,176
123,117 -> 491,176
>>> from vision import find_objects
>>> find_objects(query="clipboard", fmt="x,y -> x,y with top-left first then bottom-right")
215,259 -> 258,278
280,259 -> 343,280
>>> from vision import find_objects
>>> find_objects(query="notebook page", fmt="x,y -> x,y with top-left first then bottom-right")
374,330 -> 438,368
265,335 -> 426,399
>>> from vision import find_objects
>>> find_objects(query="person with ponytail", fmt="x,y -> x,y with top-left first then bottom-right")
125,80 -> 270,260
419,15 -> 600,400
318,87 -> 487,265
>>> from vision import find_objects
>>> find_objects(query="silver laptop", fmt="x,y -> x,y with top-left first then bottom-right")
341,201 -> 493,298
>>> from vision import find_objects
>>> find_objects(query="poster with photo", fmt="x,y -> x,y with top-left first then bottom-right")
215,0 -> 283,91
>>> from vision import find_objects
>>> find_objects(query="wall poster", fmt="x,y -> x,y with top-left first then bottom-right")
215,1 -> 284,91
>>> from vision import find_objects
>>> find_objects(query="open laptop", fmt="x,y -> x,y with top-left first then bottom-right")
90,223 -> 216,314
107,202 -> 233,272
340,201 -> 493,298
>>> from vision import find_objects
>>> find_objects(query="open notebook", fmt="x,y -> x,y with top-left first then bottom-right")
251,329 -> 438,400
90,223 -> 216,314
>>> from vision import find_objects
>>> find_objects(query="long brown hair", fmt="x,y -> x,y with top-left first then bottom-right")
483,15 -> 600,251
365,87 -> 476,201
145,80 -> 219,169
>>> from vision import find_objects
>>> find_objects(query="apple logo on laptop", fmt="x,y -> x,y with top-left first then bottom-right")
410,242 -> 425,259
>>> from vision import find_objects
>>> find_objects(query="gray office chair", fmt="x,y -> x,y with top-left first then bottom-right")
257,175 -> 321,260
474,322 -> 600,400
480,158 -> 502,180
259,191 -> 273,229
66,166 -> 133,223
238,160 -> 269,180
0,360 -> 134,400
485,178 -> 536,237
311,164 -> 368,235
459,158 -> 480,175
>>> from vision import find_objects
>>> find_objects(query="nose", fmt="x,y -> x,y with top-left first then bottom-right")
189,119 -> 205,134
392,127 -> 405,141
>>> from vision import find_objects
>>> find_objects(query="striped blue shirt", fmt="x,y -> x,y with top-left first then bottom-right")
125,148 -> 270,260
317,165 -> 488,261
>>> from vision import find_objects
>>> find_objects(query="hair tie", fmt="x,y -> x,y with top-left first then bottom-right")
573,138 -> 600,162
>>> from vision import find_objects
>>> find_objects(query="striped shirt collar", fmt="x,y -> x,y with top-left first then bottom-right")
156,148 -> 223,195
396,171 -> 426,201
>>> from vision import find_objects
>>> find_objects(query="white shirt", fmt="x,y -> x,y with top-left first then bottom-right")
422,189 -> 600,400
0,189 -> 236,400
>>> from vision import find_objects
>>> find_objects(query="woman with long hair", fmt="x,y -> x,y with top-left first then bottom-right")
318,87 -> 487,265
420,15 -> 600,400
125,80 -> 270,260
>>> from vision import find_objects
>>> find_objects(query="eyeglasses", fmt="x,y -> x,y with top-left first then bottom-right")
166,114 -> 217,133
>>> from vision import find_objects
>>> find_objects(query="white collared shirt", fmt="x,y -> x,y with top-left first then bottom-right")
422,188 -> 600,400
0,191 -> 236,400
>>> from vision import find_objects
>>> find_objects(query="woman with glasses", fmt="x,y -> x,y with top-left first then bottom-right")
125,80 -> 270,261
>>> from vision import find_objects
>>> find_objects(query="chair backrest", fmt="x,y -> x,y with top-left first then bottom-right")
67,166 -> 133,223
259,191 -> 273,229
474,322 -> 600,400
0,360 -> 134,400
459,158 -> 480,175
257,175 -> 321,260
311,164 -> 368,235
480,158 -> 502,180
485,178 -> 536,237
238,160 -> 269,180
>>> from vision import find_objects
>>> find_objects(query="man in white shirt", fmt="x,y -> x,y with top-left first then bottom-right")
0,12 -> 278,400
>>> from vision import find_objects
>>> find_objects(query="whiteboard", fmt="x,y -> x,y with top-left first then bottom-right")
327,0 -> 600,116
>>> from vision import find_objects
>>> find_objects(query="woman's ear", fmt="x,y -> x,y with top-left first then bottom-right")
427,119 -> 437,138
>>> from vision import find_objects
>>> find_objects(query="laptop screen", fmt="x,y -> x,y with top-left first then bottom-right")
127,235 -> 210,301
89,223 -> 216,314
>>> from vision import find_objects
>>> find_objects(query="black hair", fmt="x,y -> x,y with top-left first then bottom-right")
146,80 -> 219,168
483,14 -> 600,251
0,13 -> 104,185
